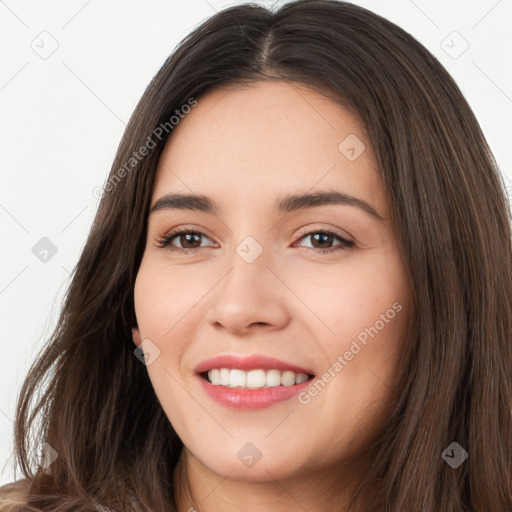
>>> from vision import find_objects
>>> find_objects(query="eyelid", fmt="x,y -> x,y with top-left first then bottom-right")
294,223 -> 353,242
163,224 -> 217,241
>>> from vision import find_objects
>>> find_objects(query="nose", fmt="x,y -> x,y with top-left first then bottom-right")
204,245 -> 291,334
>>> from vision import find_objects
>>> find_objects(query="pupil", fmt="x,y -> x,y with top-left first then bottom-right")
182,233 -> 200,248
313,233 -> 331,248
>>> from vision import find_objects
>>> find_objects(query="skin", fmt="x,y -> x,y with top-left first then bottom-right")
132,81 -> 412,512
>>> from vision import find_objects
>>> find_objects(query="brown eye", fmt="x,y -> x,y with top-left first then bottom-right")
295,228 -> 355,254
174,232 -> 202,249
155,229 -> 216,252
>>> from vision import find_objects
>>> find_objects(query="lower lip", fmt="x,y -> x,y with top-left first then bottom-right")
197,374 -> 314,410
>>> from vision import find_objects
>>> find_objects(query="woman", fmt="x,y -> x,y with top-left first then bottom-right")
1,0 -> 511,510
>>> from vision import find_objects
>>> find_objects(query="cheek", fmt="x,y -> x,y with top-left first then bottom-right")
295,253 -> 410,409
291,258 -> 407,348
133,262 -> 202,419
133,259 -> 206,342
319,260 -> 409,397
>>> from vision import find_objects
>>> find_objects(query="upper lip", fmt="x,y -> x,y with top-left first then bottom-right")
194,354 -> 315,376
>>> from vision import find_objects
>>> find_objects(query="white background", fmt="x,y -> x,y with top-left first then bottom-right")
1,0 -> 511,485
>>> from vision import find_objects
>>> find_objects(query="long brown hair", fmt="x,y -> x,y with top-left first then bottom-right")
1,1 -> 511,510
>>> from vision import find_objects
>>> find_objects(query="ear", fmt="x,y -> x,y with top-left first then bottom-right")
131,327 -> 142,347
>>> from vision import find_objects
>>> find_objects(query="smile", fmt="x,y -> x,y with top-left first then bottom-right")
202,368 -> 313,388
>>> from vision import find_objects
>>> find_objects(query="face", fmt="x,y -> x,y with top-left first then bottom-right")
132,81 -> 411,483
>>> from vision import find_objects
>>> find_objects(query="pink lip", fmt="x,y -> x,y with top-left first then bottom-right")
194,354 -> 315,375
197,375 -> 314,410
194,355 -> 316,410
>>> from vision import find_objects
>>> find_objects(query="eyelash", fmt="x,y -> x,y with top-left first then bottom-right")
154,226 -> 355,255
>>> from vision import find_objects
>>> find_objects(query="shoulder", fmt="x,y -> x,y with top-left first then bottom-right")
0,480 -> 128,512
0,479 -> 30,511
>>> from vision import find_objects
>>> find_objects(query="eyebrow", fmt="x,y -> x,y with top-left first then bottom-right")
149,190 -> 384,220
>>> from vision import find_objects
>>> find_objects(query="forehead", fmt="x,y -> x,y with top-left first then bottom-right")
151,81 -> 383,212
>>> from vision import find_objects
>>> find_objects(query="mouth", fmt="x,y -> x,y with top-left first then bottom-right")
194,353 -> 316,395
196,368 -> 316,410
198,369 -> 316,388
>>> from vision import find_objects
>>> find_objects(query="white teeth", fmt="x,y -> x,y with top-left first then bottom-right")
220,368 -> 231,386
266,369 -> 281,387
281,370 -> 296,386
246,369 -> 266,388
230,369 -> 246,387
295,372 -> 309,384
206,368 -> 311,388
